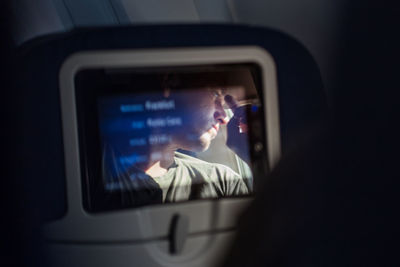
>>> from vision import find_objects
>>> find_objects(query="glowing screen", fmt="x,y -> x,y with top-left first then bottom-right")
76,65 -> 266,211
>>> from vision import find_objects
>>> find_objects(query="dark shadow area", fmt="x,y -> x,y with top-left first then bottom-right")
0,3 -> 46,267
223,0 -> 399,266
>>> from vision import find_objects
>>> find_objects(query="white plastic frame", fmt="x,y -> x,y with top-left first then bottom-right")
44,46 -> 281,244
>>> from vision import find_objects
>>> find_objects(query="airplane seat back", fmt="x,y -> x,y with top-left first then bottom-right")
13,24 -> 327,266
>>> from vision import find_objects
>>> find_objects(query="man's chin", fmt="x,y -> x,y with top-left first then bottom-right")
198,143 -> 211,152
190,140 -> 211,152
198,133 -> 213,150
175,132 -> 212,152
188,137 -> 212,152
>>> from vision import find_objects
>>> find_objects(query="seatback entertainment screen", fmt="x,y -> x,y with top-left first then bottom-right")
75,64 -> 267,212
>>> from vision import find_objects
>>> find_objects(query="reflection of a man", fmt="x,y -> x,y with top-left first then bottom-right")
104,76 -> 251,203
142,88 -> 249,202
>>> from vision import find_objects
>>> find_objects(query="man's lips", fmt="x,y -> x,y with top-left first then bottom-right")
212,123 -> 220,132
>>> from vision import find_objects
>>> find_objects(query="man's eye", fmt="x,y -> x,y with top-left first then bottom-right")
212,90 -> 225,98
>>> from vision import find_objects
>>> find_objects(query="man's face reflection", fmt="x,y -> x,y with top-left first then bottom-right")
172,88 -> 229,152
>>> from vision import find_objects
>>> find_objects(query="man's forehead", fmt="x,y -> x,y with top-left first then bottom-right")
207,87 -> 227,95
209,87 -> 249,100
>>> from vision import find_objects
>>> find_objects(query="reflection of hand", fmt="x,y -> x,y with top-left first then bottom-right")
225,95 -> 251,164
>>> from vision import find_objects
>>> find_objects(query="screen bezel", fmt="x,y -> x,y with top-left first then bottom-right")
75,64 -> 266,212
51,47 -> 280,242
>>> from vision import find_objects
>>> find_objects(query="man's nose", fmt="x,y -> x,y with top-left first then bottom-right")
214,100 -> 229,124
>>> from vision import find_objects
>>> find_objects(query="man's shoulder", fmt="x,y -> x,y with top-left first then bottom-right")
174,151 -> 215,169
174,152 -> 249,196
174,151 -> 207,163
174,151 -> 239,177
